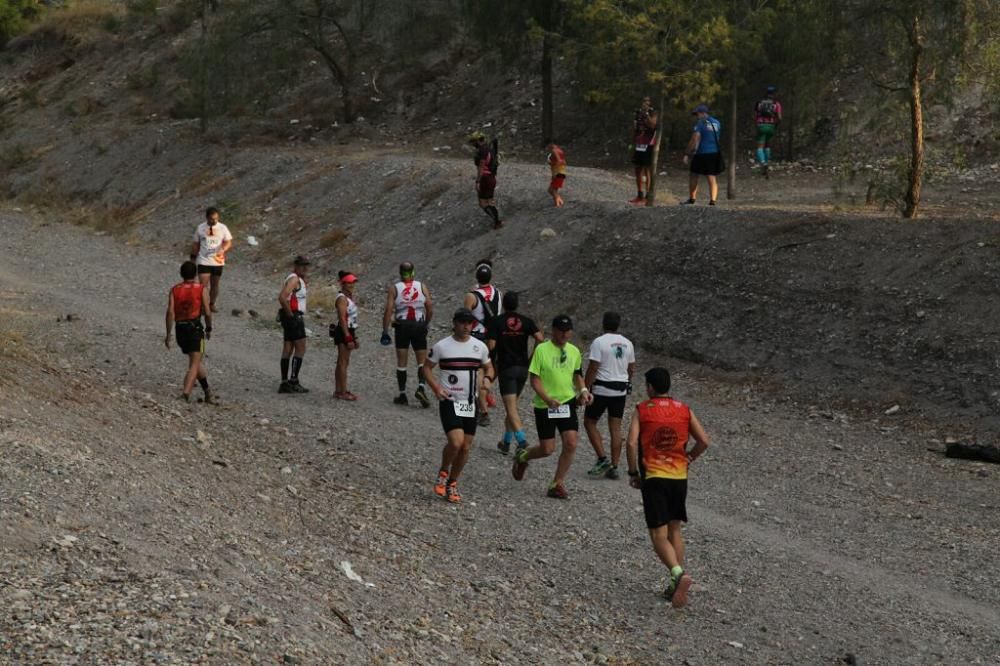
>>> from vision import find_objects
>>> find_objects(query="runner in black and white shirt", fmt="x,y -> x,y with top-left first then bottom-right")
423,308 -> 494,504
584,312 -> 636,479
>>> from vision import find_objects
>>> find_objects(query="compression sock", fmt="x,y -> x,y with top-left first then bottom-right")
756,147 -> 766,164
515,430 -> 527,445
198,377 -> 209,392
290,356 -> 303,382
765,147 -> 772,163
280,357 -> 290,381
503,431 -> 514,445
396,368 -> 407,393
483,205 -> 500,225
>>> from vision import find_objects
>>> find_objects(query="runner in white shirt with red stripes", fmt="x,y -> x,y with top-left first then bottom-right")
381,261 -> 433,408
423,309 -> 495,504
584,312 -> 636,480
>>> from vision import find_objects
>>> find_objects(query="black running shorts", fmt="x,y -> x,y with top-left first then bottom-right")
394,321 -> 428,351
331,325 -> 356,346
439,400 -> 478,436
690,152 -> 725,176
197,265 -> 224,276
533,401 -> 579,440
175,320 -> 205,355
477,174 -> 497,200
641,477 -> 688,529
498,365 -> 528,397
584,394 -> 627,421
280,312 -> 307,342
632,147 -> 653,167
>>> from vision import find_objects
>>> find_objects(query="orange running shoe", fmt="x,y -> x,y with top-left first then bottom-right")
671,572 -> 692,609
434,471 -> 448,497
446,481 -> 461,503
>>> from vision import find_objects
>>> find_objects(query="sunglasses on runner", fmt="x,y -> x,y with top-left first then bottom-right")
559,349 -> 567,364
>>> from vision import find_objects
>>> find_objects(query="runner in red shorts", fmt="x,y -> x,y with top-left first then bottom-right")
547,141 -> 567,207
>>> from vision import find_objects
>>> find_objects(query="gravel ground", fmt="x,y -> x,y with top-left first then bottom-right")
2,212 -> 999,665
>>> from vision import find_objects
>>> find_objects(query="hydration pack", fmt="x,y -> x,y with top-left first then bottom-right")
489,138 -> 500,174
758,98 -> 778,119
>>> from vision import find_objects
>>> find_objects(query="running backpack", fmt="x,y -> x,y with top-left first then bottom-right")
758,98 -> 777,119
489,138 -> 500,174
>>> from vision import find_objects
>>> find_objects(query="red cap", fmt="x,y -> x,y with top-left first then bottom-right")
340,273 -> 358,284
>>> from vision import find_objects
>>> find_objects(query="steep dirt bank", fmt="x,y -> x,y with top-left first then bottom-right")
4,128 -> 999,440
2,214 -> 999,665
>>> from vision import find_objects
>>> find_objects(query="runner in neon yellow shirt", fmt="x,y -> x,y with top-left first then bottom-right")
512,314 -> 593,499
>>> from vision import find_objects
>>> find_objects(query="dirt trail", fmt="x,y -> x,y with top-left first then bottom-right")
2,211 -> 999,665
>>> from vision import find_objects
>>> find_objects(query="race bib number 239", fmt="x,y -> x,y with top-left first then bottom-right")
453,401 -> 476,417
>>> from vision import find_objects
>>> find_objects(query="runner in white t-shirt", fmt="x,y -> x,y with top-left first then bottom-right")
188,207 -> 233,313
584,312 -> 636,479
422,308 -> 494,504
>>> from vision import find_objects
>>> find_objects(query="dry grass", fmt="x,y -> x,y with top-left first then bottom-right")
261,162 -> 343,202
17,180 -> 145,236
30,0 -> 126,49
308,285 -> 340,312
419,182 -> 451,207
190,173 -> 237,198
319,227 -> 349,250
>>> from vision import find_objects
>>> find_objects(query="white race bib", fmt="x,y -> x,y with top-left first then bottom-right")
548,404 -> 571,419
453,401 -> 476,417
635,144 -> 649,153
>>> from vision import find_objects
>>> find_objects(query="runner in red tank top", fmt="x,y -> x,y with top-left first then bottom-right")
164,261 -> 215,403
626,367 -> 710,609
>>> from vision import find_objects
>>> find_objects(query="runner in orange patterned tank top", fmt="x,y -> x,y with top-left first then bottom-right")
164,261 -> 215,404
546,142 -> 567,208
626,367 -> 709,609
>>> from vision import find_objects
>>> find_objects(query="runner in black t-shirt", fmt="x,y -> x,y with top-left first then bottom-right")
487,291 -> 543,455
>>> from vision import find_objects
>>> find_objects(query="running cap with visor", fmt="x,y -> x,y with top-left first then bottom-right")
340,272 -> 358,284
453,308 -> 477,322
399,261 -> 415,278
552,314 -> 574,331
467,131 -> 486,144
293,255 -> 311,266
692,103 -> 710,115
766,85 -> 777,94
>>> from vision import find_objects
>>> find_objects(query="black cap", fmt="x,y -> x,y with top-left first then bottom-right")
453,308 -> 477,322
552,314 -> 573,331
293,255 -> 311,266
475,262 -> 492,284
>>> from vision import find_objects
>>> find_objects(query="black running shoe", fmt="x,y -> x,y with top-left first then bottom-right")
291,382 -> 309,393
681,198 -> 696,205
278,382 -> 293,394
393,393 -> 409,406
497,440 -> 511,455
708,200 -> 717,206
414,386 -> 430,408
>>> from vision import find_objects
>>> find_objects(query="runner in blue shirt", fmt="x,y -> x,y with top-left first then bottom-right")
682,104 -> 724,206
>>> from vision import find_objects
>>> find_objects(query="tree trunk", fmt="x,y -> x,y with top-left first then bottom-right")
341,75 -> 355,123
199,0 -> 209,133
726,77 -> 737,199
903,16 -> 924,219
646,93 -> 666,206
786,84 -> 794,162
541,32 -> 553,143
